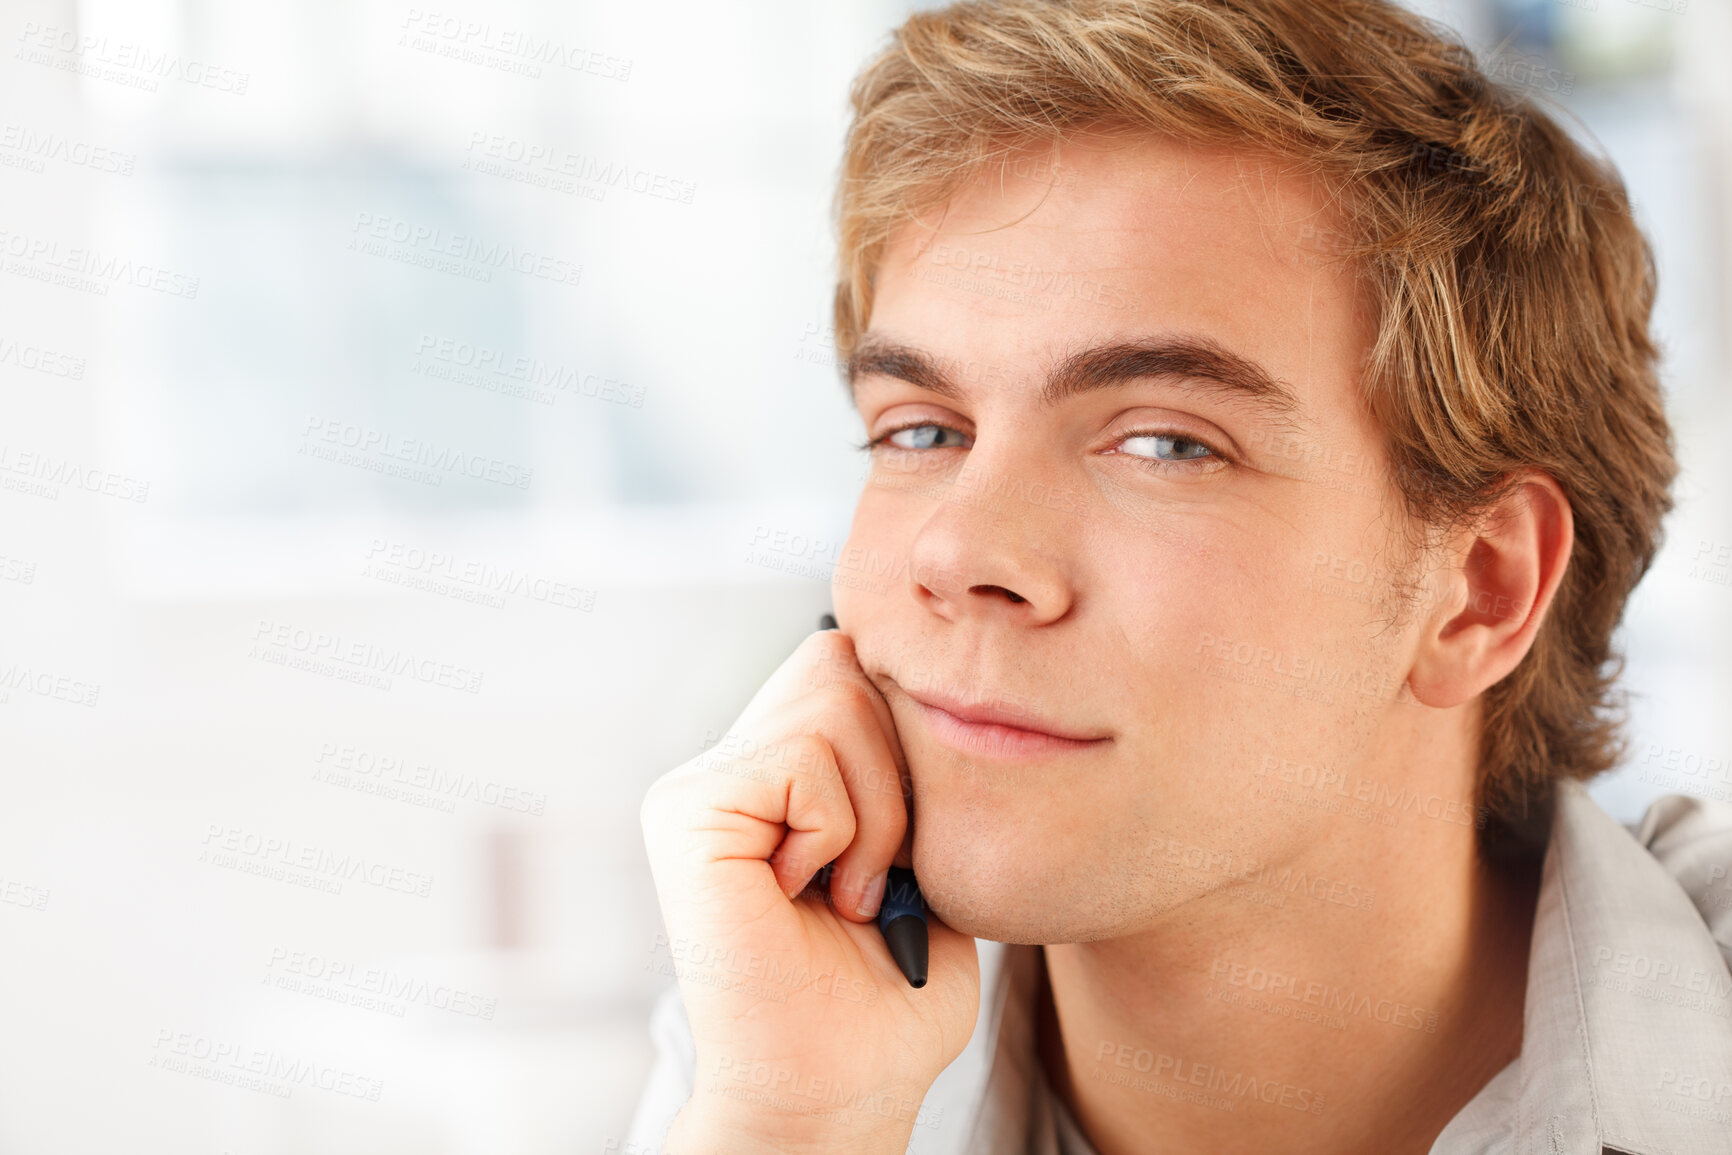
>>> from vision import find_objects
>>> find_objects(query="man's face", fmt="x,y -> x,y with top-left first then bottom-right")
834,133 -> 1431,943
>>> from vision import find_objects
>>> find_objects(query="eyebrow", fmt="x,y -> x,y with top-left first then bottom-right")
846,334 -> 1304,423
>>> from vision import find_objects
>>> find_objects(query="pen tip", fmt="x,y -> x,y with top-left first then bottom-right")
883,915 -> 928,988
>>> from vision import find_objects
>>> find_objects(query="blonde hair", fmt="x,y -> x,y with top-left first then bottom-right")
833,0 -> 1676,854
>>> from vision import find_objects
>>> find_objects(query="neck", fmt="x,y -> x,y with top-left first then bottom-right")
1037,783 -> 1543,1155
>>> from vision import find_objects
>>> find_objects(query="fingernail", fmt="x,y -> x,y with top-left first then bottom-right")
857,870 -> 887,918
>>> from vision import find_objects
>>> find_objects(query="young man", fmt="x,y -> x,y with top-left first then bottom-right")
630,1 -> 1732,1152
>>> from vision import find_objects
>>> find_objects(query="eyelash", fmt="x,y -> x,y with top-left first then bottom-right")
859,421 -> 1230,472
856,422 -> 968,453
1110,429 -> 1229,472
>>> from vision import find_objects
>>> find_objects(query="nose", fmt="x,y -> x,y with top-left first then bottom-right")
905,465 -> 1075,626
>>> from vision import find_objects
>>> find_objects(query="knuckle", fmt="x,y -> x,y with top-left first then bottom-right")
775,733 -> 825,781
833,799 -> 859,843
805,625 -> 855,655
798,633 -> 859,687
816,679 -> 877,721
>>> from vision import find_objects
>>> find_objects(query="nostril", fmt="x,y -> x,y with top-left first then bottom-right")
970,585 -> 1026,603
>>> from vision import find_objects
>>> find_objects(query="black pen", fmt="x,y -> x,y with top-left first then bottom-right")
816,613 -> 930,988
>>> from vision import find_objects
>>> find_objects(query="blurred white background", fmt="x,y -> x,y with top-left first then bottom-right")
0,0 -> 1726,1151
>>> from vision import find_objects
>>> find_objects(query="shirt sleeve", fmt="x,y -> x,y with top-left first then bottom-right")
621,982 -> 698,1153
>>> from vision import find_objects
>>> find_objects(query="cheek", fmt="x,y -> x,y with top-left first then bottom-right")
1105,515 -> 1395,781
1097,475 -> 1396,660
1093,506 -> 1272,645
831,497 -> 910,631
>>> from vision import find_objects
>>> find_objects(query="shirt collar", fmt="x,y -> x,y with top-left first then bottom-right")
965,934 -> 1052,1154
1502,778 -> 1732,1155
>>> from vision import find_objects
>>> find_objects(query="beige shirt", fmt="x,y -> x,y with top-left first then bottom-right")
626,780 -> 1732,1154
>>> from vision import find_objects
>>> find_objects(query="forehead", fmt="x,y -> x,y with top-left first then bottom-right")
867,132 -> 1372,412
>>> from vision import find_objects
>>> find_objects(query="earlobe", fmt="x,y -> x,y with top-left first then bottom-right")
1407,473 -> 1574,710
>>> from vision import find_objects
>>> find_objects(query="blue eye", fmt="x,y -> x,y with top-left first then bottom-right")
875,424 -> 972,450
1120,433 -> 1215,462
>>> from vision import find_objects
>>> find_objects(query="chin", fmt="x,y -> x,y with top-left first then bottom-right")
908,770 -> 1194,943
910,809 -> 1122,944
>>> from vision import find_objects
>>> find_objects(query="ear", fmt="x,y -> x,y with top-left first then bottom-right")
1408,472 -> 1574,710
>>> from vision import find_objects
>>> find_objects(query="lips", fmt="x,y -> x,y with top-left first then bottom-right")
898,684 -> 1111,760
